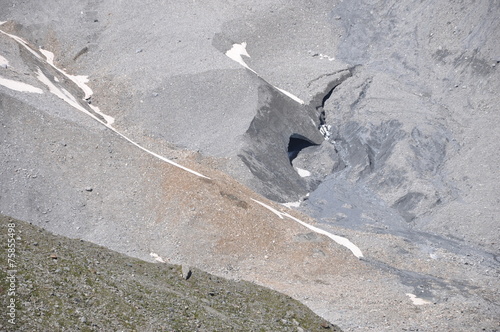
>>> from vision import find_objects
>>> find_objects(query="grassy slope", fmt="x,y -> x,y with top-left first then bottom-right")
0,215 -> 342,331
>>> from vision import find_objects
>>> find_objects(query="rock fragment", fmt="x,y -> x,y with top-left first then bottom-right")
181,264 -> 192,280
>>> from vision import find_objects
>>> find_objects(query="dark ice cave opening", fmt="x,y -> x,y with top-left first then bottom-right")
287,134 -> 317,164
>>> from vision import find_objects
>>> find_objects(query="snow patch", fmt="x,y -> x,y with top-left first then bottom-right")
406,293 -> 431,305
295,167 -> 311,177
38,48 -> 55,66
225,42 -> 256,74
0,55 -> 8,68
251,198 -> 364,259
282,201 -> 301,208
150,252 -> 165,263
0,76 -> 43,94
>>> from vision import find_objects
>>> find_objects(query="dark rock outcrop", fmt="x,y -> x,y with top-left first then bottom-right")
239,82 -> 324,202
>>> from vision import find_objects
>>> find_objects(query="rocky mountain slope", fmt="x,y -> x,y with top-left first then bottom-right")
1,0 -> 499,330
0,215 -> 339,331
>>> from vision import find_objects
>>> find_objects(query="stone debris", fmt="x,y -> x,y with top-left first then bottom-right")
181,264 -> 192,280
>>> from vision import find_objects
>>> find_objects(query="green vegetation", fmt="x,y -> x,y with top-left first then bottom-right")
0,215 -> 341,331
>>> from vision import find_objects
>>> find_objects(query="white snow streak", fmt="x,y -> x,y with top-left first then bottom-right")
251,198 -> 285,219
275,87 -> 305,104
115,133 -> 211,179
0,76 -> 43,94
251,198 -> 364,259
225,42 -> 304,104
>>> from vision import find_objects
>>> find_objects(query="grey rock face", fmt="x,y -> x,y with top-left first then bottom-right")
238,82 -> 324,202
297,0 -> 500,248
